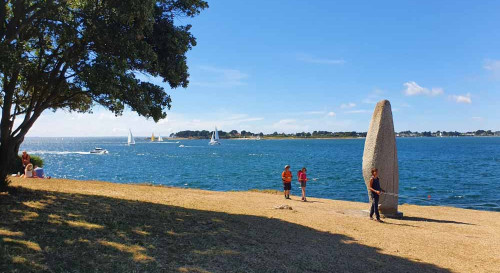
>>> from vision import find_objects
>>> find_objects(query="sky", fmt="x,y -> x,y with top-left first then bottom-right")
26,0 -> 500,137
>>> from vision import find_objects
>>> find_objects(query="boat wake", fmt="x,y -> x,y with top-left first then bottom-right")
178,145 -> 203,148
29,150 -> 92,155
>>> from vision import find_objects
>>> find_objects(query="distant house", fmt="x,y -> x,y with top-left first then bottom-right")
495,131 -> 500,136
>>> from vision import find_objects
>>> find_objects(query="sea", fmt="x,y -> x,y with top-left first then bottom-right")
20,137 -> 500,212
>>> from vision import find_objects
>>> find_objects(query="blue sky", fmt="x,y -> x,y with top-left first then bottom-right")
28,1 -> 500,136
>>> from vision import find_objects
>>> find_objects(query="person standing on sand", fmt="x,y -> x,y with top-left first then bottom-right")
299,167 -> 308,201
281,165 -> 293,199
368,168 -> 384,222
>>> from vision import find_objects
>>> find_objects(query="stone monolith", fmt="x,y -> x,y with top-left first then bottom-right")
362,100 -> 403,218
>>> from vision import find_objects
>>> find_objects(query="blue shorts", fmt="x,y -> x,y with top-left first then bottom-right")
283,182 -> 291,191
300,181 -> 307,188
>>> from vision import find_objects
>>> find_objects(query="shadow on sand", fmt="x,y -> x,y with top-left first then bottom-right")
401,216 -> 474,225
0,187 -> 452,272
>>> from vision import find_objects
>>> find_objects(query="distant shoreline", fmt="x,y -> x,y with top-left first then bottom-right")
23,136 -> 500,139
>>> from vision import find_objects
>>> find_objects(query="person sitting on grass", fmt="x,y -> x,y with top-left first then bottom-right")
21,150 -> 30,170
299,167 -> 308,202
23,163 -> 35,178
281,165 -> 292,199
368,168 -> 384,223
34,165 -> 51,179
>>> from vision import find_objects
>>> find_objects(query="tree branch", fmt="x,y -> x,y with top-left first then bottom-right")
4,1 -> 46,44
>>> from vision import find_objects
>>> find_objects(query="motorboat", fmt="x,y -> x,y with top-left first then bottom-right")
90,147 -> 109,154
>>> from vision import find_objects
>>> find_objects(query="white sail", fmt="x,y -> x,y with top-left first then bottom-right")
214,126 -> 220,140
209,126 -> 220,145
128,129 -> 135,145
158,134 -> 163,142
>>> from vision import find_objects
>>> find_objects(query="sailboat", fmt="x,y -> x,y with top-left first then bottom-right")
151,133 -> 155,142
158,134 -> 163,142
127,129 -> 135,145
209,126 -> 221,145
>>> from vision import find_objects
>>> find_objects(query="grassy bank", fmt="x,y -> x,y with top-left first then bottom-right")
1,178 -> 499,272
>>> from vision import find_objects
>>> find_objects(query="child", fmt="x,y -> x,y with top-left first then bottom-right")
368,168 -> 383,222
23,163 -> 35,178
299,167 -> 308,201
281,165 -> 292,199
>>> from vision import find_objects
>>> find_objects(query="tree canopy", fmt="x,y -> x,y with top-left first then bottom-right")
0,0 -> 208,188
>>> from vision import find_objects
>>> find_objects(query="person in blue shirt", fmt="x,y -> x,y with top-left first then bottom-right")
33,165 -> 50,179
369,168 -> 383,222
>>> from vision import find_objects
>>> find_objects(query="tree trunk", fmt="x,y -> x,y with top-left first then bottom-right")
0,137 -> 21,191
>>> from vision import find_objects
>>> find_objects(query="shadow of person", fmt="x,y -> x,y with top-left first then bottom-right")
401,216 -> 475,225
0,187 -> 452,273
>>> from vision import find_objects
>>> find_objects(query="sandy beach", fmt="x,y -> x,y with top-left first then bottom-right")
1,177 -> 499,272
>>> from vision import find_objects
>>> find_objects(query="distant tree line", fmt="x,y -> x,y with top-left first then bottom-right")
170,129 -> 500,139
170,130 -> 365,139
397,130 -> 499,137
172,130 -> 264,139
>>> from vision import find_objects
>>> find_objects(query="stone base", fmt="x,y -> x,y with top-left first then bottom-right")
380,211 -> 404,219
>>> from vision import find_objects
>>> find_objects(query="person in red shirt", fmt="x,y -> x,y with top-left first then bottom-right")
281,165 -> 292,199
21,151 -> 31,170
299,167 -> 308,201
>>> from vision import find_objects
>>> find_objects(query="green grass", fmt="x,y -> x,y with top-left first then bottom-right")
0,187 -> 450,272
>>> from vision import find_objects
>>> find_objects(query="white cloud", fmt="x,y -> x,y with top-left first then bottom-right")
484,59 -> 500,79
24,109 -> 267,137
362,98 -> 379,104
340,103 -> 356,109
190,65 -> 249,88
272,119 -> 304,132
449,93 -> 472,104
344,110 -> 369,114
363,89 -> 385,104
297,54 -> 345,65
327,112 -> 336,117
403,81 -> 443,96
471,117 -> 483,121
304,111 -> 326,115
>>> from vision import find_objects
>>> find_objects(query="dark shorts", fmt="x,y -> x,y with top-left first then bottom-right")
300,181 -> 307,188
283,182 -> 291,190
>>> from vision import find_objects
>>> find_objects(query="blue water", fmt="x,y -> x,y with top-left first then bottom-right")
20,137 -> 500,212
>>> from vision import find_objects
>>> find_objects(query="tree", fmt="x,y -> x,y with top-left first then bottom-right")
0,0 -> 208,189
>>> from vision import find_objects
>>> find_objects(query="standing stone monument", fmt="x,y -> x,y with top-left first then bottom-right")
362,100 -> 403,218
